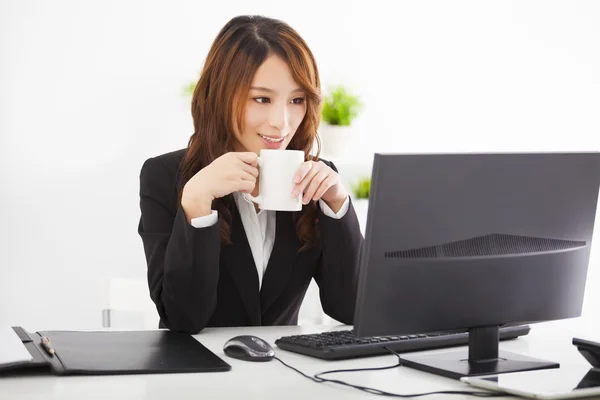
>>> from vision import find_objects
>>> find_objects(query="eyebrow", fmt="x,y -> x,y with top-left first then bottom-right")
250,86 -> 305,94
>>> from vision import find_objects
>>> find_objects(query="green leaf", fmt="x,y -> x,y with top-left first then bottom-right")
321,85 -> 362,126
183,81 -> 196,97
351,177 -> 371,199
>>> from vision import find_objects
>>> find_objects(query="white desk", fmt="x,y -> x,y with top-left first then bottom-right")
0,322 -> 595,400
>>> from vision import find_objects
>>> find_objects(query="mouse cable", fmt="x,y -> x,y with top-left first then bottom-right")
273,347 -> 511,398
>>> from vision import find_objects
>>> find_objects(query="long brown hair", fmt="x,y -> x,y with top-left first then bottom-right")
179,15 -> 322,248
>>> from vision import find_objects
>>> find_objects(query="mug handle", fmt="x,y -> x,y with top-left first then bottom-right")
242,156 -> 263,204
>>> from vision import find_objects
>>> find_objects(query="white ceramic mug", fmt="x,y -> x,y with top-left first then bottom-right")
243,149 -> 305,211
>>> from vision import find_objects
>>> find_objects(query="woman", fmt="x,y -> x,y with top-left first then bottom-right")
138,15 -> 363,334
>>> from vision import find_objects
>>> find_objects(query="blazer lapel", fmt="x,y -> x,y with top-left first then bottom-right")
221,203 -> 262,325
260,211 -> 300,314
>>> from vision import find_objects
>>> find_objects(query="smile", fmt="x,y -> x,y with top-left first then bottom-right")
258,134 -> 286,143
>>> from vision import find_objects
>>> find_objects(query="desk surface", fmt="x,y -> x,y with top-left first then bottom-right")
0,322 -> 595,400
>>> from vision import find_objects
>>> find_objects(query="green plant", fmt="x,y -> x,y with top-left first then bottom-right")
321,85 -> 362,126
183,81 -> 196,97
351,177 -> 371,199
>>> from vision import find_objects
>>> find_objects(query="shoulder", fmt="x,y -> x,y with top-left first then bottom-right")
139,148 -> 187,201
141,148 -> 187,175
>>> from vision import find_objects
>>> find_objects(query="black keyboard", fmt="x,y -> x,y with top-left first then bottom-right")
275,325 -> 531,360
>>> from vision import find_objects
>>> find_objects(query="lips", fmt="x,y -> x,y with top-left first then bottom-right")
258,133 -> 288,149
258,133 -> 285,143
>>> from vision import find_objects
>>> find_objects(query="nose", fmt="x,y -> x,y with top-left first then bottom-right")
268,102 -> 290,134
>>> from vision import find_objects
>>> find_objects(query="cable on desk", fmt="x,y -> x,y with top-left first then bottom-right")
273,347 -> 513,398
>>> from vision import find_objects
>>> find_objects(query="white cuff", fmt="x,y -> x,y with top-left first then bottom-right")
190,210 -> 219,228
318,196 -> 350,219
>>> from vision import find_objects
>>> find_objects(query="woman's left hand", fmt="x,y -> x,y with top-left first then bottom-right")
292,161 -> 348,212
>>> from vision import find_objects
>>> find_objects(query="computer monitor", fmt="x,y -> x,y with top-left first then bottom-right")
353,152 -> 600,380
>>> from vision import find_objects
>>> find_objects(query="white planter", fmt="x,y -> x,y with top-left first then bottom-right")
318,124 -> 356,159
352,198 -> 369,235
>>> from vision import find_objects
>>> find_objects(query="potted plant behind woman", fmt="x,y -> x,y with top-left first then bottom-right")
319,85 -> 362,158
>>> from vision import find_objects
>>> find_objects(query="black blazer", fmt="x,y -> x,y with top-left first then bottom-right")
138,149 -> 364,333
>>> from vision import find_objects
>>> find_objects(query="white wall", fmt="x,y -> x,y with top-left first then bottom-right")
1,0 -> 599,332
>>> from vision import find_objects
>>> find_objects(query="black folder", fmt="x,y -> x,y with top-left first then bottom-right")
0,326 -> 231,375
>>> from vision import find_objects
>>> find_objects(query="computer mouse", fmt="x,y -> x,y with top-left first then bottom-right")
223,335 -> 275,362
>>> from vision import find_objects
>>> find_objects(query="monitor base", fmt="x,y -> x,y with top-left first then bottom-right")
399,350 -> 559,380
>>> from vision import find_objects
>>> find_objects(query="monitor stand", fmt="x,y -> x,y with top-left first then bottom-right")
398,326 -> 559,380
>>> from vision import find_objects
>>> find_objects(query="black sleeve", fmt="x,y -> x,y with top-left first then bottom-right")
138,156 -> 221,333
313,161 -> 364,324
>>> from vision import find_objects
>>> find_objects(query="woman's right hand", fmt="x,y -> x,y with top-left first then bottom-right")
181,152 -> 259,221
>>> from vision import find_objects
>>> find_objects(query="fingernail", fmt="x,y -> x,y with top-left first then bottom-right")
294,176 -> 300,183
292,190 -> 299,197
